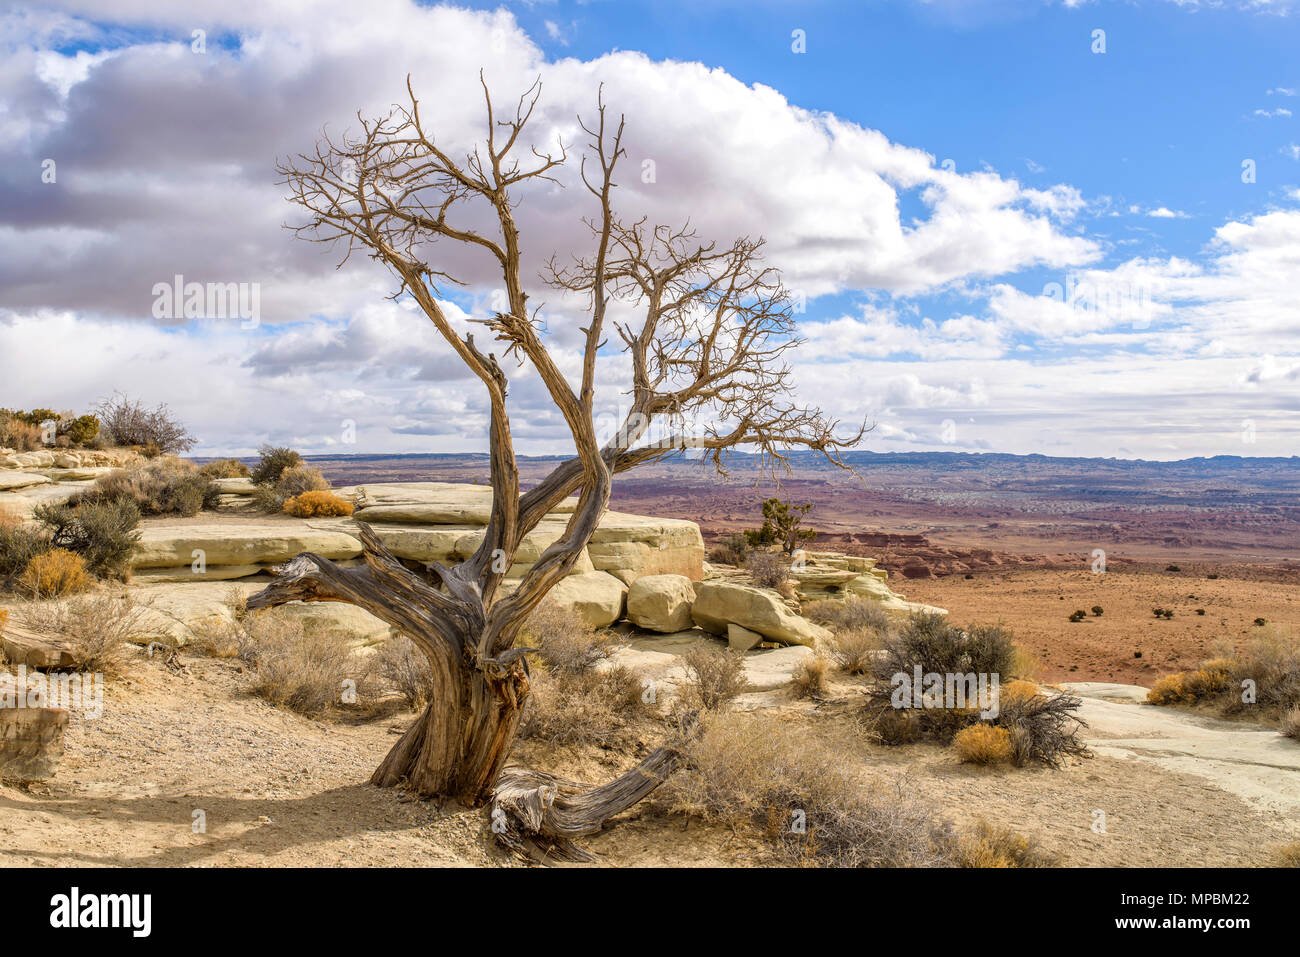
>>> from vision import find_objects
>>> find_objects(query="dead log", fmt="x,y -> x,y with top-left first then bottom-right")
490,712 -> 701,862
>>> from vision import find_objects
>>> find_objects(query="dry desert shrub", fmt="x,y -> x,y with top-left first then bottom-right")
94,393 -> 195,453
23,592 -> 162,675
1282,706 -> 1300,741
0,413 -> 43,451
745,550 -> 789,590
874,613 -> 1023,686
254,463 -> 331,513
1147,629 -> 1300,721
238,609 -> 374,717
824,626 -> 881,675
185,617 -> 242,659
1000,679 -> 1040,707
1147,672 -> 1190,705
519,600 -> 617,675
517,600 -> 653,746
952,723 -> 1013,765
34,499 -> 141,579
283,490 -> 354,517
791,653 -> 829,699
680,642 -> 751,711
72,458 -> 217,517
519,663 -> 652,748
803,596 -> 893,635
277,465 -> 330,498
199,458 -> 250,478
954,820 -> 1055,868
1267,841 -> 1300,867
871,706 -> 922,745
18,549 -> 91,599
706,532 -> 749,566
373,634 -> 434,710
1228,628 -> 1300,713
661,711 -> 956,867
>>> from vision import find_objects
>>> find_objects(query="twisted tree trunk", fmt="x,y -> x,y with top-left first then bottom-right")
245,519 -> 698,856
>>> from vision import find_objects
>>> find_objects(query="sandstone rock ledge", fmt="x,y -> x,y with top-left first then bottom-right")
0,473 -> 939,652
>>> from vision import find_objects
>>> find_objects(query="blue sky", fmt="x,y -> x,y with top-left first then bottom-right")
1,0 -> 1298,459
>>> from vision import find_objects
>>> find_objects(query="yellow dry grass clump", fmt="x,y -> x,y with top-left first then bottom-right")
790,654 -> 829,699
1268,841 -> 1300,867
283,490 -> 355,517
956,820 -> 1055,867
953,723 -> 1013,765
1000,679 -> 1040,707
19,548 -> 92,598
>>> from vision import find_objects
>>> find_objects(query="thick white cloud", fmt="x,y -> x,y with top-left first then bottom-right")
1,0 -> 1298,460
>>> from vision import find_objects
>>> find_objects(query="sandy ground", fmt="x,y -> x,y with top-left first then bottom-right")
898,566 -> 1300,684
3,648 -> 1295,868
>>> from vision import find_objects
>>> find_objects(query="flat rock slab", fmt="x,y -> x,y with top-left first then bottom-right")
212,478 -> 256,494
1069,687 -> 1300,818
0,471 -> 51,491
0,706 -> 69,781
1061,681 -> 1152,705
0,481 -> 90,519
341,482 -> 577,526
131,523 -> 363,569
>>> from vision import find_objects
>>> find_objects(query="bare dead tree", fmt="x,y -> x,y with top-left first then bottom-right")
260,74 -> 865,858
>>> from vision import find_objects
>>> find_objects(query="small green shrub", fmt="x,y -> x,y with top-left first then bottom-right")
35,499 -> 141,579
743,498 -> 816,554
250,445 -> 302,485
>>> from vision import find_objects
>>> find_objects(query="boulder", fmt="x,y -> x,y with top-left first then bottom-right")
727,623 -> 764,652
541,571 -> 628,629
588,512 -> 706,584
130,523 -> 363,569
691,580 -> 830,647
626,574 -> 696,633
0,706 -> 69,781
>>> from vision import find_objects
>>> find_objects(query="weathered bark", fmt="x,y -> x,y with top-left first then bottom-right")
491,712 -> 701,862
245,522 -> 531,806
